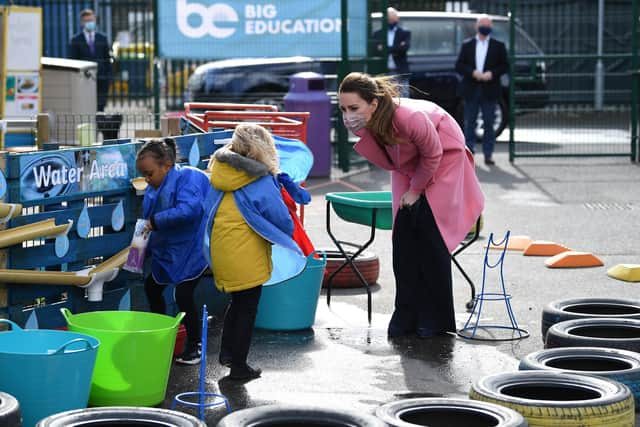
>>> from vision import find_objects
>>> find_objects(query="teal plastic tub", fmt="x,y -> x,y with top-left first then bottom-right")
0,319 -> 99,427
255,252 -> 327,331
326,191 -> 393,230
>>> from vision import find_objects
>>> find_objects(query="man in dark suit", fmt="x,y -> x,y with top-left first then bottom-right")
69,9 -> 112,111
455,14 -> 508,165
374,7 -> 411,97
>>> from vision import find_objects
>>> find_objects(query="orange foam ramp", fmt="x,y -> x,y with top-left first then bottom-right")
523,240 -> 571,256
545,251 -> 604,268
488,235 -> 533,251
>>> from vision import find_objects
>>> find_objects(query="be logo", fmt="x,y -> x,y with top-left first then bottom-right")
177,0 -> 239,39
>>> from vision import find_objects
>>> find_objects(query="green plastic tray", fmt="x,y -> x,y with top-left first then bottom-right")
326,191 -> 393,230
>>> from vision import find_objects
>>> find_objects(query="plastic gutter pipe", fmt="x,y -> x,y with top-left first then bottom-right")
90,247 -> 129,274
0,203 -> 22,223
131,177 -> 148,195
0,218 -> 72,248
0,246 -> 130,301
0,270 -> 91,286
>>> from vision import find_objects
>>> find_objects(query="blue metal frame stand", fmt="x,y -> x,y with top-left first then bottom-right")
458,231 -> 529,341
171,305 -> 231,420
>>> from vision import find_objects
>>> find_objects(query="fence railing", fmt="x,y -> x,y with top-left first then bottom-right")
508,0 -> 639,161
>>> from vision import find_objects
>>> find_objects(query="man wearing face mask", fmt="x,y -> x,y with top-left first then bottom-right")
455,14 -> 508,166
69,9 -> 113,111
374,7 -> 411,97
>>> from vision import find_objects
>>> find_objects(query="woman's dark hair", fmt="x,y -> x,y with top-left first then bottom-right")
339,72 -> 402,145
136,138 -> 177,165
79,8 -> 95,19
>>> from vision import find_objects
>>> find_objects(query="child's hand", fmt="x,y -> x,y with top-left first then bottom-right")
278,172 -> 311,205
400,190 -> 421,208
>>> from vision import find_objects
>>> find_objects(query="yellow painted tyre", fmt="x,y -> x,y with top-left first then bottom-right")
469,371 -> 634,426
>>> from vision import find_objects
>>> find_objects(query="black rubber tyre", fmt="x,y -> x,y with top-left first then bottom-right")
321,249 -> 380,289
469,371 -> 634,426
545,318 -> 640,353
0,392 -> 21,427
376,398 -> 528,427
216,404 -> 386,427
541,297 -> 640,342
36,407 -> 205,426
519,346 -> 640,410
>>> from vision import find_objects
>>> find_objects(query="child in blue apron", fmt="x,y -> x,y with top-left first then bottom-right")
136,138 -> 211,365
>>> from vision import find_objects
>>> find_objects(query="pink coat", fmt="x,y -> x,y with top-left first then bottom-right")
353,98 -> 484,253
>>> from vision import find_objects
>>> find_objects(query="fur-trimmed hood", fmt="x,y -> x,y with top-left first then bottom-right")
210,147 -> 269,192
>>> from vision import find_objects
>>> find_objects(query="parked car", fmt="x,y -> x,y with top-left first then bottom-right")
187,12 -> 547,138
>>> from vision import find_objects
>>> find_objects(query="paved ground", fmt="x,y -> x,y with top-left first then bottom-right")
163,143 -> 640,425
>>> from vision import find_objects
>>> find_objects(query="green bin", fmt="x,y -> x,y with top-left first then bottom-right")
326,191 -> 393,230
61,308 -> 184,407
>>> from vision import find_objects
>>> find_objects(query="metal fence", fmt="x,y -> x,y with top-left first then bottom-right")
2,0 -> 467,113
46,112 -> 159,145
507,0 -> 638,160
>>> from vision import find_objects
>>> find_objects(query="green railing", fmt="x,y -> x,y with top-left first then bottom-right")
508,0 -> 638,162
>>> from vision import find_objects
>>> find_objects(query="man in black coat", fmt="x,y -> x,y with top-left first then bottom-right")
455,14 -> 508,165
374,7 -> 411,97
69,9 -> 113,111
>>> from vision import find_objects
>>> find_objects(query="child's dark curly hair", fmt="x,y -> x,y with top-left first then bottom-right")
136,138 -> 178,165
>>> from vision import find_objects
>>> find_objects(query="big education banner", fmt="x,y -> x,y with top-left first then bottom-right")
158,0 -> 367,59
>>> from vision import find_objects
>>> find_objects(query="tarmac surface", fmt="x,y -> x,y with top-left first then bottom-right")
163,143 -> 640,425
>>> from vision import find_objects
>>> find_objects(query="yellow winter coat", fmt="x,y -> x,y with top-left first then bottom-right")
209,153 -> 272,293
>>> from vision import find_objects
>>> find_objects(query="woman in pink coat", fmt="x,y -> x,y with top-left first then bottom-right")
338,72 -> 484,338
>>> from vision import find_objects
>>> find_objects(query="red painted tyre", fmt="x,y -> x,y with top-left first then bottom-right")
321,249 -> 380,289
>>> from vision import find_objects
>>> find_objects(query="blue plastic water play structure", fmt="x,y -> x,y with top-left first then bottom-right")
458,231 -> 529,341
172,305 -> 231,420
0,119 -> 313,328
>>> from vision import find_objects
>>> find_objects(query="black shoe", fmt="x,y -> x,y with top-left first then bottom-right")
219,353 -> 232,367
176,342 -> 201,365
484,157 -> 495,166
229,364 -> 262,380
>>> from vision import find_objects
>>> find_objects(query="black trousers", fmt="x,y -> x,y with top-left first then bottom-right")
144,274 -> 202,345
390,195 -> 455,337
97,79 -> 109,112
220,285 -> 262,367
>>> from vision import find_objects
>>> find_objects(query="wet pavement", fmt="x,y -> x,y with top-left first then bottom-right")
163,144 -> 640,425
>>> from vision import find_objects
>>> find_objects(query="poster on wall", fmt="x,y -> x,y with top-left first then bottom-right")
3,74 -> 40,116
5,10 -> 41,70
1,6 -> 42,118
18,144 -> 138,202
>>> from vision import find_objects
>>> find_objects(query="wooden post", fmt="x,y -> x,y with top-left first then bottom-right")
36,113 -> 49,150
0,152 -> 7,315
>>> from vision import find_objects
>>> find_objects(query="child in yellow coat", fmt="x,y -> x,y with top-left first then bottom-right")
205,124 -> 303,380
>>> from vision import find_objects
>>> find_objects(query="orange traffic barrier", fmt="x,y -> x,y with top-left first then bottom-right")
545,251 -> 604,268
522,240 -> 571,256
488,235 -> 532,252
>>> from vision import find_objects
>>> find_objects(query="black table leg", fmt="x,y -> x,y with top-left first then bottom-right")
325,201 -> 377,324
451,216 -> 481,310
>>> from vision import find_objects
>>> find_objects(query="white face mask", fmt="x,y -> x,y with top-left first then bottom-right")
84,21 -> 96,32
342,112 -> 368,133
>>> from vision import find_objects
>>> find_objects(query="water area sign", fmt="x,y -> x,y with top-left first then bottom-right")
158,0 -> 367,59
18,144 -> 138,203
